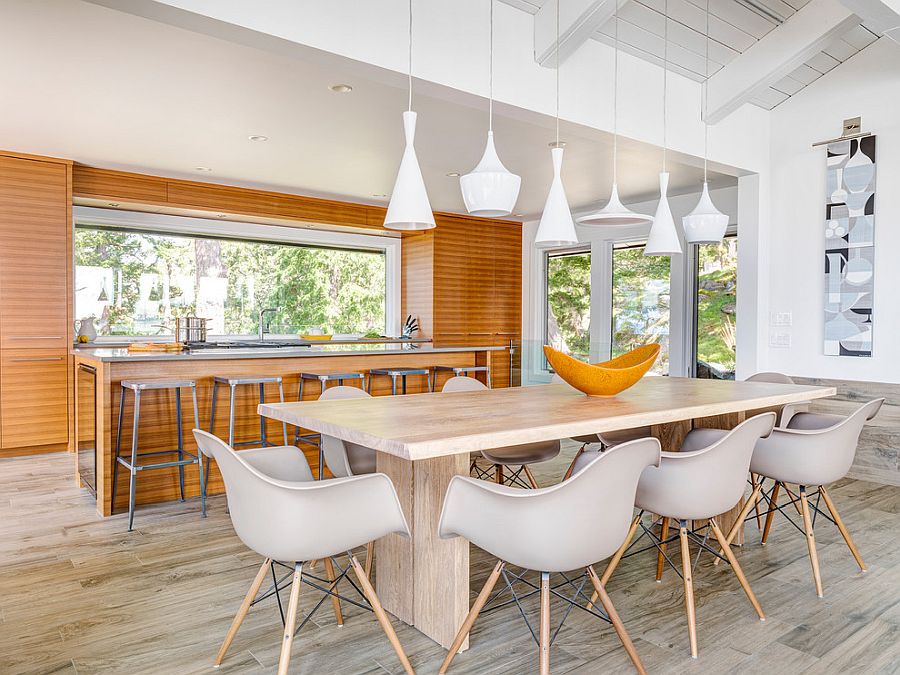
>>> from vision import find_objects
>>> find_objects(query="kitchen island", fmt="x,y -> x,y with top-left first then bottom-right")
74,342 -> 506,517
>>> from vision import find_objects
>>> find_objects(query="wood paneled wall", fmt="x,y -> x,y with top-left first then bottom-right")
792,376 -> 900,487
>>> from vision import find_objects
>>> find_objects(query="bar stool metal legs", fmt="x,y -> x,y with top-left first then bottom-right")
205,376 -> 288,505
367,368 -> 432,395
111,379 -> 203,531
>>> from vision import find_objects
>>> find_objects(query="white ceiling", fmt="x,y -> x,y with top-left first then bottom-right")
503,0 -> 879,109
0,0 -> 737,220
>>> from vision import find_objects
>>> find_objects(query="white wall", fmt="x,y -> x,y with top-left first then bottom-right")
765,37 -> 900,382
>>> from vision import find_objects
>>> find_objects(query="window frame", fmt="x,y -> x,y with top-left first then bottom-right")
73,206 -> 401,342
542,245 -> 592,364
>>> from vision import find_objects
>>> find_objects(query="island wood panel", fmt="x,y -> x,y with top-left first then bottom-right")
0,349 -> 69,450
74,350 -> 489,516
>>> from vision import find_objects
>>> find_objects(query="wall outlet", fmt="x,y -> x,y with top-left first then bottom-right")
771,312 -> 792,327
769,332 -> 791,348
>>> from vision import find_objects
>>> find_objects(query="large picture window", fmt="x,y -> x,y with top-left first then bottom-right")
611,244 -> 670,375
545,249 -> 591,362
694,235 -> 738,379
75,222 -> 389,338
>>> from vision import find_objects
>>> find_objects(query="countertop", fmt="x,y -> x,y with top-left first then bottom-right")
73,342 -> 508,362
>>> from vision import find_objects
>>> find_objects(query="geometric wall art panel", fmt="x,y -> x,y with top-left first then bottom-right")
824,135 -> 875,357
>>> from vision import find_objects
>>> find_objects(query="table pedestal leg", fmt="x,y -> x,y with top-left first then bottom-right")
376,452 -> 470,650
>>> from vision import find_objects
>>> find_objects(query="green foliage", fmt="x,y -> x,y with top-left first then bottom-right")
546,252 -> 591,360
696,239 -> 737,373
75,228 -> 386,336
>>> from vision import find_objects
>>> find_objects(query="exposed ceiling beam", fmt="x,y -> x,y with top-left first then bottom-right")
703,0 -> 860,123
534,0 -> 619,67
840,0 -> 900,36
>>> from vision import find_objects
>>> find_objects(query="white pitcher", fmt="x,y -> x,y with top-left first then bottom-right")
77,316 -> 98,342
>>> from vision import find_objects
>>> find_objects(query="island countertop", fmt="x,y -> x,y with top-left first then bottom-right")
74,342 -> 507,362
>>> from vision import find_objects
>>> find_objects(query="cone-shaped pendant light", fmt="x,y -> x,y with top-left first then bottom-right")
682,0 -> 728,244
460,0 -> 521,217
644,0 -> 682,257
384,0 -> 435,231
535,0 -> 577,248
577,2 -> 652,227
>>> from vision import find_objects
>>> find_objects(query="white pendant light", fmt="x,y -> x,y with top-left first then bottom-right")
535,0 -> 577,248
577,1 -> 652,227
384,0 -> 435,231
682,0 -> 728,244
645,0 -> 682,257
460,0 -> 521,217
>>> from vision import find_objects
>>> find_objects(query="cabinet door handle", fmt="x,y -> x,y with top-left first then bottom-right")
494,332 -> 519,336
9,336 -> 65,340
10,356 -> 65,362
468,332 -> 492,336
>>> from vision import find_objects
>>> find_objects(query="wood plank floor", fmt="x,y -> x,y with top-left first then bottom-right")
1,446 -> 899,674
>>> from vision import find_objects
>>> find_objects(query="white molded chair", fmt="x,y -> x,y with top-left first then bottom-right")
443,376 -> 560,488
318,385 -> 377,477
719,398 -> 884,598
437,437 -> 661,675
192,430 -> 414,675
745,371 -> 810,427
593,413 -> 776,658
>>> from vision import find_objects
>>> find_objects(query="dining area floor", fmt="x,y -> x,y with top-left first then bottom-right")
2,445 -> 899,675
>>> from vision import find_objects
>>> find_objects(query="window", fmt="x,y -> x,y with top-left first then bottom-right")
75,224 -> 388,338
611,244 -> 670,375
545,249 -> 591,361
694,235 -> 737,379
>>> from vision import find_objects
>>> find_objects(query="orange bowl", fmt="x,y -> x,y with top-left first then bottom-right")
545,344 -> 660,397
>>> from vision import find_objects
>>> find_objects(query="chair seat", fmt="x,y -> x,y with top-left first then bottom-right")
679,428 -> 729,452
121,378 -> 196,391
786,412 -> 844,430
300,371 -> 365,381
346,442 -> 377,475
481,440 -> 561,465
214,375 -> 282,386
572,426 -> 652,447
370,367 -> 430,376
240,445 -> 314,482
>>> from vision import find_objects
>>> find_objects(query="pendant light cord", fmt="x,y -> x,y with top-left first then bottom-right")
662,0 -> 668,173
703,0 -> 710,181
408,0 -> 413,112
489,0 -> 494,131
555,0 -> 560,146
613,0 -> 619,184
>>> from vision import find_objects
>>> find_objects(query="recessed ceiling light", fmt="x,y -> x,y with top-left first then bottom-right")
372,193 -> 388,198
195,166 -> 212,172
514,213 -> 524,217
108,202 -> 120,207
248,135 -> 269,142
329,84 -> 353,93
446,171 -> 460,177
217,214 -> 227,218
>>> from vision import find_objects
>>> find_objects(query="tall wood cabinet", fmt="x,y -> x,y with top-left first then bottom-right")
402,214 -> 522,388
0,154 -> 72,452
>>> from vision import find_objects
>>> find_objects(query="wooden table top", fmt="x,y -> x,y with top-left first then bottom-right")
259,378 -> 836,461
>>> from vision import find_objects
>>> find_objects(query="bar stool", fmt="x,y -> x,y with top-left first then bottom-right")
111,378 -> 203,531
431,364 -> 491,391
294,371 -> 366,449
205,375 -> 288,506
367,367 -> 431,395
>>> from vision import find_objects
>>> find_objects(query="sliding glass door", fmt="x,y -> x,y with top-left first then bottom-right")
545,249 -> 591,362
693,235 -> 738,379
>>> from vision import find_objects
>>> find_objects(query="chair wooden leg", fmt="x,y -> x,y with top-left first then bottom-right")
679,524 -> 698,658
586,514 -> 641,611
799,486 -> 824,598
587,566 -> 647,675
709,519 -> 765,620
524,465 -> 540,489
439,560 -> 505,674
656,517 -> 671,580
214,558 -> 271,666
761,482 -> 781,545
750,473 -> 763,529
540,571 -> 550,675
350,556 -> 414,675
495,465 -> 504,485
562,446 -> 585,481
714,482 -> 763,566
365,541 -> 375,579
820,485 -> 867,572
277,562 -> 303,675
323,557 -> 344,627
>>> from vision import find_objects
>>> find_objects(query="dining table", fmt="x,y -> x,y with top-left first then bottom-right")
259,377 -> 836,650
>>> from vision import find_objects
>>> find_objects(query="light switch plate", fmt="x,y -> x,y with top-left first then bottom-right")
769,332 -> 791,348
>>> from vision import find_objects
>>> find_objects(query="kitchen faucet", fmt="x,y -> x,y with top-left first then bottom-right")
258,308 -> 277,340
